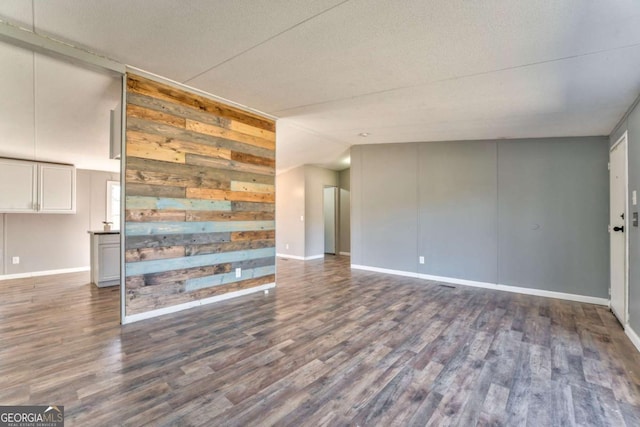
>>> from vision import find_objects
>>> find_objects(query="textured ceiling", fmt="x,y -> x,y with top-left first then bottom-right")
2,0 -> 640,173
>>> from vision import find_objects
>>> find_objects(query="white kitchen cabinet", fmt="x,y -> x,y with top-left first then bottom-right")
89,231 -> 120,287
0,158 -> 75,213
0,159 -> 37,212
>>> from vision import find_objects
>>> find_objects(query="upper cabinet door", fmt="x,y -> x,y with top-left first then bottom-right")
0,159 -> 37,212
38,163 -> 76,213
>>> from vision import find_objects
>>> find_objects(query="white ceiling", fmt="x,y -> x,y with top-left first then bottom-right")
2,0 -> 640,173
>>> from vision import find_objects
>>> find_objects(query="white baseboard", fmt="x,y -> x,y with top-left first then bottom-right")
0,266 -> 90,281
123,282 -> 276,324
351,264 -> 419,279
626,325 -> 640,353
277,253 -> 305,261
339,252 -> 351,256
277,253 -> 325,261
351,264 -> 609,306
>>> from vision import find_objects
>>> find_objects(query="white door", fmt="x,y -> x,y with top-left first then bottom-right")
610,133 -> 628,325
324,187 -> 337,254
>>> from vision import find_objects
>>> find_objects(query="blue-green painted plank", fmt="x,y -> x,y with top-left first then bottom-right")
185,265 -> 276,292
125,196 -> 232,211
125,247 -> 276,276
125,220 -> 275,236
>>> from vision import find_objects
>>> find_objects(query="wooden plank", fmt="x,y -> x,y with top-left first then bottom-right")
185,211 -> 274,222
185,188 -> 275,203
125,220 -> 275,236
230,181 -> 275,194
228,119 -> 275,142
127,74 -> 275,132
125,232 -> 231,250
126,103 -> 186,128
186,119 -> 275,151
184,265 -> 276,292
231,230 -> 276,241
125,246 -> 186,262
125,247 -> 276,276
126,169 -> 229,191
128,92 -> 275,141
127,117 -> 275,160
126,209 -> 187,223
127,157 -> 274,186
232,201 -> 276,212
231,256 -> 276,270
184,239 -> 275,256
129,263 -> 232,287
230,151 -> 275,168
127,130 -> 232,160
126,274 -> 275,315
186,153 -> 274,177
126,138 -> 185,163
126,183 -> 186,198
125,196 -> 231,211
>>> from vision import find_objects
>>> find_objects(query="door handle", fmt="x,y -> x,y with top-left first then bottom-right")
613,226 -> 625,232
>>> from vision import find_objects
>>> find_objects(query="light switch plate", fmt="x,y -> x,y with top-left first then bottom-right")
235,268 -> 241,278
633,190 -> 637,206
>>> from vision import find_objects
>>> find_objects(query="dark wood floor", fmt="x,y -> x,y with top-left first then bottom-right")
1,256 -> 640,426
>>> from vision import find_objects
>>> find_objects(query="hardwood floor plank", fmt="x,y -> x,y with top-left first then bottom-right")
2,256 -> 640,425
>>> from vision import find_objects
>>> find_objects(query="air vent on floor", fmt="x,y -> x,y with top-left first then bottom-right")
439,284 -> 456,289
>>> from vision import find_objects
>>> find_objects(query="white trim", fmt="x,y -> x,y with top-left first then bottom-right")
0,20 -> 125,74
126,66 -> 278,121
277,253 -> 306,261
351,264 -> 419,279
339,252 -> 351,256
625,325 -> 640,353
351,264 -> 609,306
0,266 -> 90,281
123,283 -> 275,324
277,253 -> 325,261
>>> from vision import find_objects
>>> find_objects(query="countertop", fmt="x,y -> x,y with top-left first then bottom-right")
87,230 -> 120,235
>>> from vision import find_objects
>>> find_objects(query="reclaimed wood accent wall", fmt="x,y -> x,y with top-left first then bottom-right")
124,74 -> 276,316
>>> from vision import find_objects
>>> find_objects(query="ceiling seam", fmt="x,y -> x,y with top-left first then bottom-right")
273,41 -> 640,114
182,0 -> 352,84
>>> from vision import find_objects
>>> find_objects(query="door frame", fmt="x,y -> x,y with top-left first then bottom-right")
610,131 -> 629,324
323,186 -> 339,255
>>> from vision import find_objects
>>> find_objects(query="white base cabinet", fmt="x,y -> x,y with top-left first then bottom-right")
89,232 -> 120,287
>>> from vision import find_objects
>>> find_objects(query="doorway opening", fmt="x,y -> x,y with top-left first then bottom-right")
324,186 -> 338,255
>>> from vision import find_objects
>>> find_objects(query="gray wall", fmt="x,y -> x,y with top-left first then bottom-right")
352,144 -> 419,271
498,139 -> 609,296
2,169 -> 119,275
418,141 -> 498,283
304,166 -> 339,257
339,168 -> 351,254
275,166 -> 306,258
352,137 -> 610,299
610,96 -> 640,332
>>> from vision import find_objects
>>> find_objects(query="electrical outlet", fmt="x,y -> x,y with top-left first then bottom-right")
300,215 -> 304,222
235,268 -> 242,278
285,243 -> 289,250
12,256 -> 20,265
419,256 -> 425,264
